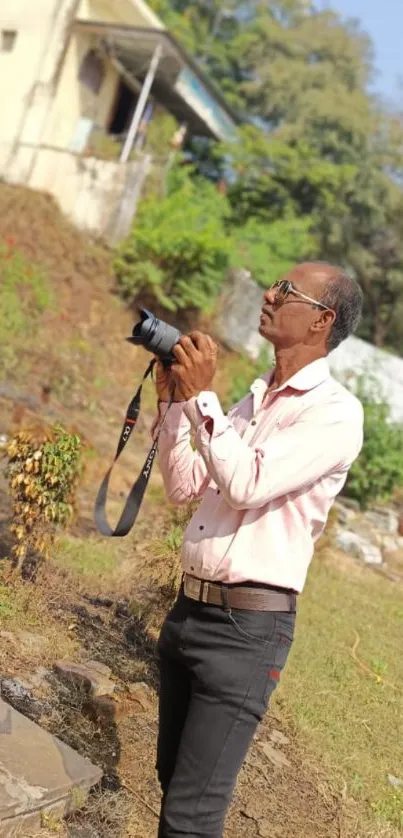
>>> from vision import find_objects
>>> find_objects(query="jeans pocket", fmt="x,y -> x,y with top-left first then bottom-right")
228,609 -> 277,646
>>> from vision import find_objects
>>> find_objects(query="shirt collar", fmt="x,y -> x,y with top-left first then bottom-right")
250,357 -> 330,398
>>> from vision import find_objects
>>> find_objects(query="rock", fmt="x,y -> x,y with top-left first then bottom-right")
214,269 -> 268,360
335,530 -> 383,565
54,660 -> 116,698
338,496 -> 361,513
84,695 -> 119,728
126,682 -> 154,712
0,697 -> 102,834
388,774 -> 403,788
380,536 -> 400,555
329,335 -> 403,424
333,501 -> 357,527
258,741 -> 291,769
258,820 -> 272,838
16,668 -> 50,692
269,729 -> 290,747
365,506 -> 399,535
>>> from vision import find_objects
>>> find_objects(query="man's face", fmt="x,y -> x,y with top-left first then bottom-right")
259,265 -> 333,350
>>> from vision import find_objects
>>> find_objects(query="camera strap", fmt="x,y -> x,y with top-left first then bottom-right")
94,359 -> 172,537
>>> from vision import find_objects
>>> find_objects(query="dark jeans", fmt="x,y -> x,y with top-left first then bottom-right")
156,587 -> 295,838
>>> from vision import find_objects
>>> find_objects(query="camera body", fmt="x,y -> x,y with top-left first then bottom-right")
127,309 -> 181,364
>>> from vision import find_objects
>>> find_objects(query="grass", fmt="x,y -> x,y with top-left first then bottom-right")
0,244 -> 52,371
54,535 -> 119,584
0,574 -> 78,673
277,548 -> 403,831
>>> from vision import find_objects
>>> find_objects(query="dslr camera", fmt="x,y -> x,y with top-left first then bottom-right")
127,308 -> 181,366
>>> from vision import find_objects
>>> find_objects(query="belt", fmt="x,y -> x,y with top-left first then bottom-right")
183,574 -> 296,612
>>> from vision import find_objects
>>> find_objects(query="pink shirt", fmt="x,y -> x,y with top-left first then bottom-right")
156,358 -> 363,593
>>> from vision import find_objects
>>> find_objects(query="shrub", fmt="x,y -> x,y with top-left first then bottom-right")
114,167 -> 231,313
5,424 -> 82,573
344,378 -> 403,509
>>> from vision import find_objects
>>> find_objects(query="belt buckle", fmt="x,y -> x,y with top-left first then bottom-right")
201,582 -> 210,603
185,575 -> 201,600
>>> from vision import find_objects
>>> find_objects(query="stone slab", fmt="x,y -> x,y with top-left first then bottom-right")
0,698 -> 102,836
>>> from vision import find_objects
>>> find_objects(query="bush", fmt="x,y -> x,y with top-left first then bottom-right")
114,167 -> 231,313
344,379 -> 403,509
5,424 -> 82,573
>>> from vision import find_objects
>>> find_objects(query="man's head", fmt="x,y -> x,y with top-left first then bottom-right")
259,262 -> 363,354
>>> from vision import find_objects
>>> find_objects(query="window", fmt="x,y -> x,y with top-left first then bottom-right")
78,49 -> 105,95
1,30 -> 17,52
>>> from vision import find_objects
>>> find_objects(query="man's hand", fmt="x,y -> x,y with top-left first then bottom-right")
155,360 -> 184,402
171,332 -> 218,401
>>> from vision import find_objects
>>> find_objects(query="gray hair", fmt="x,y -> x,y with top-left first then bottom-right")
319,268 -> 363,351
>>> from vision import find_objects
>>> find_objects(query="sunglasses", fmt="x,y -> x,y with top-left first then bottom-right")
271,280 -> 333,312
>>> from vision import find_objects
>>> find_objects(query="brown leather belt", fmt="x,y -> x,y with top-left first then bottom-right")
183,574 -> 296,612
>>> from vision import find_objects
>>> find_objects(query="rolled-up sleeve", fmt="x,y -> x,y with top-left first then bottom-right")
184,392 -> 364,510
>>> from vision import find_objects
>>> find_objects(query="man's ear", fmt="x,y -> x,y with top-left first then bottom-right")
311,309 -> 336,334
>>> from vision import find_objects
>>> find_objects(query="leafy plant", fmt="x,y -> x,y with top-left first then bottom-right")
114,167 -> 230,313
5,425 -> 82,573
345,378 -> 403,509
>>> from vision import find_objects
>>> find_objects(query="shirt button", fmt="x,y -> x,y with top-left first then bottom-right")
202,402 -> 208,408
190,566 -> 194,571
217,489 -> 220,495
251,420 -> 257,426
199,525 -> 204,531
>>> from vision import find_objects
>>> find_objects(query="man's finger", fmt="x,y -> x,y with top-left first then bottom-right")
188,331 -> 217,353
172,343 -> 191,366
176,335 -> 199,358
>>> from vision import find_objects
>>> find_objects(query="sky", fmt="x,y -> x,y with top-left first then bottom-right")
325,0 -> 402,103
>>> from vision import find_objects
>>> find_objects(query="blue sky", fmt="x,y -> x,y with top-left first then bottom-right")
326,0 -> 401,102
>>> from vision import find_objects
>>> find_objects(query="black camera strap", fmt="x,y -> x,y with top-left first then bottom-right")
94,359 -> 172,537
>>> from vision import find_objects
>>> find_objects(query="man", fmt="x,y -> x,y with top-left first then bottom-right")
153,262 -> 364,838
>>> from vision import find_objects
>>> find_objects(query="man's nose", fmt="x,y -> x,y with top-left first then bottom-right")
263,287 -> 276,305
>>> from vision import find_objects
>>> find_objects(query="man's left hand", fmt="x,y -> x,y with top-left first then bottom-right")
171,332 -> 218,401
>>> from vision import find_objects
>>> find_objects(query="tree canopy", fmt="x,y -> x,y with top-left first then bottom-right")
145,0 -> 403,354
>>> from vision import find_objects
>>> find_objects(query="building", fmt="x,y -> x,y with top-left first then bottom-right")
0,0 -> 237,240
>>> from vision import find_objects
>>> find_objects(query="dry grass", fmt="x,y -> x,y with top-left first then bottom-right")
0,574 -> 78,676
277,545 -> 403,833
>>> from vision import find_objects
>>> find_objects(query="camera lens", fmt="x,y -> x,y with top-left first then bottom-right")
127,309 -> 181,361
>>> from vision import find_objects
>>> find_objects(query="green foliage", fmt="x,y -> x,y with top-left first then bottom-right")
147,0 -> 403,355
114,168 -> 230,312
344,379 -> 403,509
6,425 -> 82,571
0,240 -> 51,370
230,215 -> 313,286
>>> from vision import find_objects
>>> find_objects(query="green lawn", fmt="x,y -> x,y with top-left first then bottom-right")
279,549 -> 403,831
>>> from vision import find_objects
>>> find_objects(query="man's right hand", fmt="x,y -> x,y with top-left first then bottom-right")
155,360 -> 184,402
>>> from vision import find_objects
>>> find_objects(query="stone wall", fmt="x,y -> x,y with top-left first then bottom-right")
7,146 -> 150,243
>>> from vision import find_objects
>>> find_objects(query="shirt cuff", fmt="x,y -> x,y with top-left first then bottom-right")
184,392 -> 229,436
